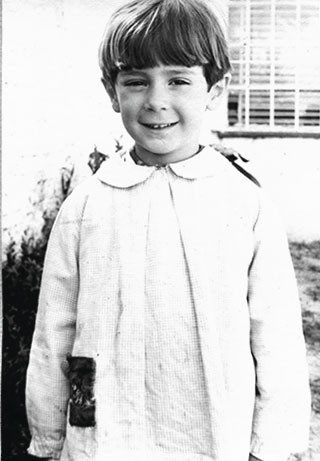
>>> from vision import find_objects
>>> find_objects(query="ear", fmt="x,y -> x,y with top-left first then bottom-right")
101,78 -> 120,113
206,73 -> 231,111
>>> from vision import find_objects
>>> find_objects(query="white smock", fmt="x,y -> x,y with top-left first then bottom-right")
144,165 -> 212,456
26,146 -> 311,461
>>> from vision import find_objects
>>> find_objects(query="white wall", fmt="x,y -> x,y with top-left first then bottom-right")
3,0 -> 125,248
223,137 -> 320,242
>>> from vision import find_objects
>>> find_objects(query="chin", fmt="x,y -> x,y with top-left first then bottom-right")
140,145 -> 173,156
151,150 -> 172,156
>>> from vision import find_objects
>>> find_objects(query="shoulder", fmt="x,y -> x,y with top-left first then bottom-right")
211,143 -> 261,188
57,176 -> 104,223
200,145 -> 261,202
208,150 -> 285,241
198,145 -> 266,225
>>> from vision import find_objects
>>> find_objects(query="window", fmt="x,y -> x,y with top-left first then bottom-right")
228,0 -> 320,132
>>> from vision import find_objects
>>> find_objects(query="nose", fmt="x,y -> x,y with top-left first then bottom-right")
143,84 -> 169,112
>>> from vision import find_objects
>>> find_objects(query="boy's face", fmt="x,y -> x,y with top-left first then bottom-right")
106,65 -> 227,165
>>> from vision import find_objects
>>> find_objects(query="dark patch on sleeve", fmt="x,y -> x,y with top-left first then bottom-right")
67,355 -> 96,427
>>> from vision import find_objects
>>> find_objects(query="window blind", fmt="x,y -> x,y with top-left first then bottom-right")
228,0 -> 320,131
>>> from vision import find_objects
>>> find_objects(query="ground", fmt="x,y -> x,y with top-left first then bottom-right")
289,241 -> 320,461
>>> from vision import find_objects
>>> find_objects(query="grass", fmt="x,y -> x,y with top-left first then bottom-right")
289,241 -> 320,461
289,241 -> 320,351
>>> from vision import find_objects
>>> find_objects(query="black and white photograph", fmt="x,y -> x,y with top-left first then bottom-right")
2,1 -> 320,460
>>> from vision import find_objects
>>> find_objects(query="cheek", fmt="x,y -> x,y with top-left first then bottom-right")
118,101 -> 134,121
183,91 -> 209,113
184,100 -> 208,124
118,97 -> 140,121
118,105 -> 140,137
119,112 -> 134,135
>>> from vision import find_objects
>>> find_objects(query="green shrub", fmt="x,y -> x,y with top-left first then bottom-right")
2,209 -> 58,459
2,155 -> 76,459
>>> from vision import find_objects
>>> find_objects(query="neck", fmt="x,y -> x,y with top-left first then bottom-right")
131,145 -> 204,167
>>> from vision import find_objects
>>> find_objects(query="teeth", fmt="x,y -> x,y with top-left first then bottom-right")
145,123 -> 176,129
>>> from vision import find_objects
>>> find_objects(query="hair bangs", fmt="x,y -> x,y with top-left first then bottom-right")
99,0 -> 231,87
120,19 -> 211,71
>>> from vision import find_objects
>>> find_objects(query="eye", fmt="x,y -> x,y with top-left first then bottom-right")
124,80 -> 147,87
170,78 -> 190,86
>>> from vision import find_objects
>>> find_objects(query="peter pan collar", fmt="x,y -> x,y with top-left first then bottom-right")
95,145 -> 223,188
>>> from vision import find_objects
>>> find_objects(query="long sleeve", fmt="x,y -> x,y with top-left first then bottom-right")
248,193 -> 311,461
26,193 -> 82,459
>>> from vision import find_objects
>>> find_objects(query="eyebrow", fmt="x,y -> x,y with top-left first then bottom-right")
118,67 -> 199,78
166,68 -> 198,76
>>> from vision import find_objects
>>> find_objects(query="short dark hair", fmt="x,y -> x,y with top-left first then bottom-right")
99,0 -> 231,88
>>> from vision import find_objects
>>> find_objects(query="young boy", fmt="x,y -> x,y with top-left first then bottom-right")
26,1 -> 310,460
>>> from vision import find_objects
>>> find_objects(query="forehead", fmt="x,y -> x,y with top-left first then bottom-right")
117,65 -> 205,78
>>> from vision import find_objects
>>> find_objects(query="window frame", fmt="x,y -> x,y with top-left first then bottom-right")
223,0 -> 320,137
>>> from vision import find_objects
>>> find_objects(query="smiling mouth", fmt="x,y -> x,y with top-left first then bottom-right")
141,122 -> 178,130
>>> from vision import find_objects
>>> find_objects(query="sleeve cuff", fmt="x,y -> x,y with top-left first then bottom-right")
28,433 -> 65,460
250,450 -> 289,461
250,435 -> 310,461
250,435 -> 290,461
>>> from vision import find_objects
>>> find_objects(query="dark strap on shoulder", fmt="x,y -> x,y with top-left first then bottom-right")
229,161 -> 261,187
212,143 -> 261,188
